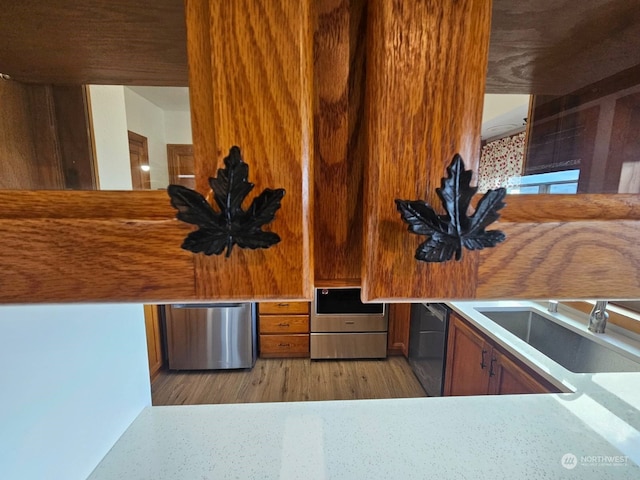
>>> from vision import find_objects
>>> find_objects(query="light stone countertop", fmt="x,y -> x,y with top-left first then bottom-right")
89,301 -> 640,480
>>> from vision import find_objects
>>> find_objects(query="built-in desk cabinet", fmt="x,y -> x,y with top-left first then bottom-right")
444,312 -> 561,396
258,302 -> 310,358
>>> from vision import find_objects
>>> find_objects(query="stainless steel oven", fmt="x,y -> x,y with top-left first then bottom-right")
310,288 -> 388,359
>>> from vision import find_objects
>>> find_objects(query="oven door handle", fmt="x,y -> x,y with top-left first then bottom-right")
172,303 -> 245,309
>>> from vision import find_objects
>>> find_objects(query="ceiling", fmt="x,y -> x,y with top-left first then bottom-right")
1,1 -> 639,95
127,87 -> 190,111
481,95 -> 530,141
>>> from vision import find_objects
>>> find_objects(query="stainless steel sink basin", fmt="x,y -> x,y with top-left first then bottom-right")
476,309 -> 640,374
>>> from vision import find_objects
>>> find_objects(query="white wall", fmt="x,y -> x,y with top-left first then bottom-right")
123,88 -> 169,190
0,304 -> 151,480
89,86 -> 132,190
164,110 -> 193,145
482,94 -> 530,123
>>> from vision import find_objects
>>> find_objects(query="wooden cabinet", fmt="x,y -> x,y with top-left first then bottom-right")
0,1 -> 639,305
143,305 -> 164,380
444,312 -> 560,396
387,304 -> 410,357
258,302 -> 310,358
444,314 -> 492,396
489,349 -> 553,395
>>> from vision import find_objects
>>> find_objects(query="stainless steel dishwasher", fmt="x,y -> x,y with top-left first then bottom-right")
165,303 -> 257,370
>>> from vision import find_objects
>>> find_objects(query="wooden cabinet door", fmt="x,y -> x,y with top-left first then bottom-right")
489,349 -> 560,395
444,313 -> 491,396
360,0 -> 640,302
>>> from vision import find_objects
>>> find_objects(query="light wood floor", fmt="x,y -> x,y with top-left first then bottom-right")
152,356 -> 426,405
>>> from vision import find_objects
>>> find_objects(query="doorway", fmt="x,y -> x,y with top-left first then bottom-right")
127,131 -> 151,190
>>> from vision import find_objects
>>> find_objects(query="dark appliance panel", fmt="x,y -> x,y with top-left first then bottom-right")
315,288 -> 383,315
408,303 -> 450,396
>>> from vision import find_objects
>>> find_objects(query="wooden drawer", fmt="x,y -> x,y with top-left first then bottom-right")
259,334 -> 309,357
259,302 -> 309,315
260,315 -> 309,334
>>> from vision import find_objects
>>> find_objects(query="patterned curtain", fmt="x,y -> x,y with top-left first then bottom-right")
478,131 -> 526,193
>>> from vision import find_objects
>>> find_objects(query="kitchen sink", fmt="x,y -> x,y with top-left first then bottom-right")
476,309 -> 640,374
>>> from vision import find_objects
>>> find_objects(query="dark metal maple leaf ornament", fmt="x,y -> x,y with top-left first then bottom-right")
167,146 -> 285,257
395,154 -> 506,263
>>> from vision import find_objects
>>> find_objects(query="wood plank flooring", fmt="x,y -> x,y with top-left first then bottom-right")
152,357 -> 426,405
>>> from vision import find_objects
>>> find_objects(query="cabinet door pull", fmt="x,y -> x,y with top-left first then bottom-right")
489,357 -> 497,377
480,349 -> 487,369
277,322 -> 290,327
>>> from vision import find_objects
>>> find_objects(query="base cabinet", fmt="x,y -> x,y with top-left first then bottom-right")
444,312 -> 561,396
259,302 -> 310,358
144,305 -> 164,380
387,304 -> 411,356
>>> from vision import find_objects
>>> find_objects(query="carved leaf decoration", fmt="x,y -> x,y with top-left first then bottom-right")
395,154 -> 506,263
168,146 -> 285,257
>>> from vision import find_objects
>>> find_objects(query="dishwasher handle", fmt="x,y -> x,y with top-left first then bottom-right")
171,303 -> 246,309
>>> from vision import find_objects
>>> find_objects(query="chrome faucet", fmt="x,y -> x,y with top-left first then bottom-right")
588,301 -> 609,333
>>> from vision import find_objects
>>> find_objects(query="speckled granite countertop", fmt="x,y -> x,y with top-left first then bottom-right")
89,301 -> 640,480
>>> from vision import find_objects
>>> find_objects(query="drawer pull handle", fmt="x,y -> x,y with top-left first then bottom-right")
277,323 -> 290,327
278,343 -> 292,347
278,303 -> 290,307
345,321 -> 355,324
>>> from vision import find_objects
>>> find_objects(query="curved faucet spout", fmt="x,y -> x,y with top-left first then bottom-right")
588,300 -> 608,333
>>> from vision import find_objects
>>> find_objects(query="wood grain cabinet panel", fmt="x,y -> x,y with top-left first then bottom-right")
313,0 -> 366,283
362,0 -> 490,301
